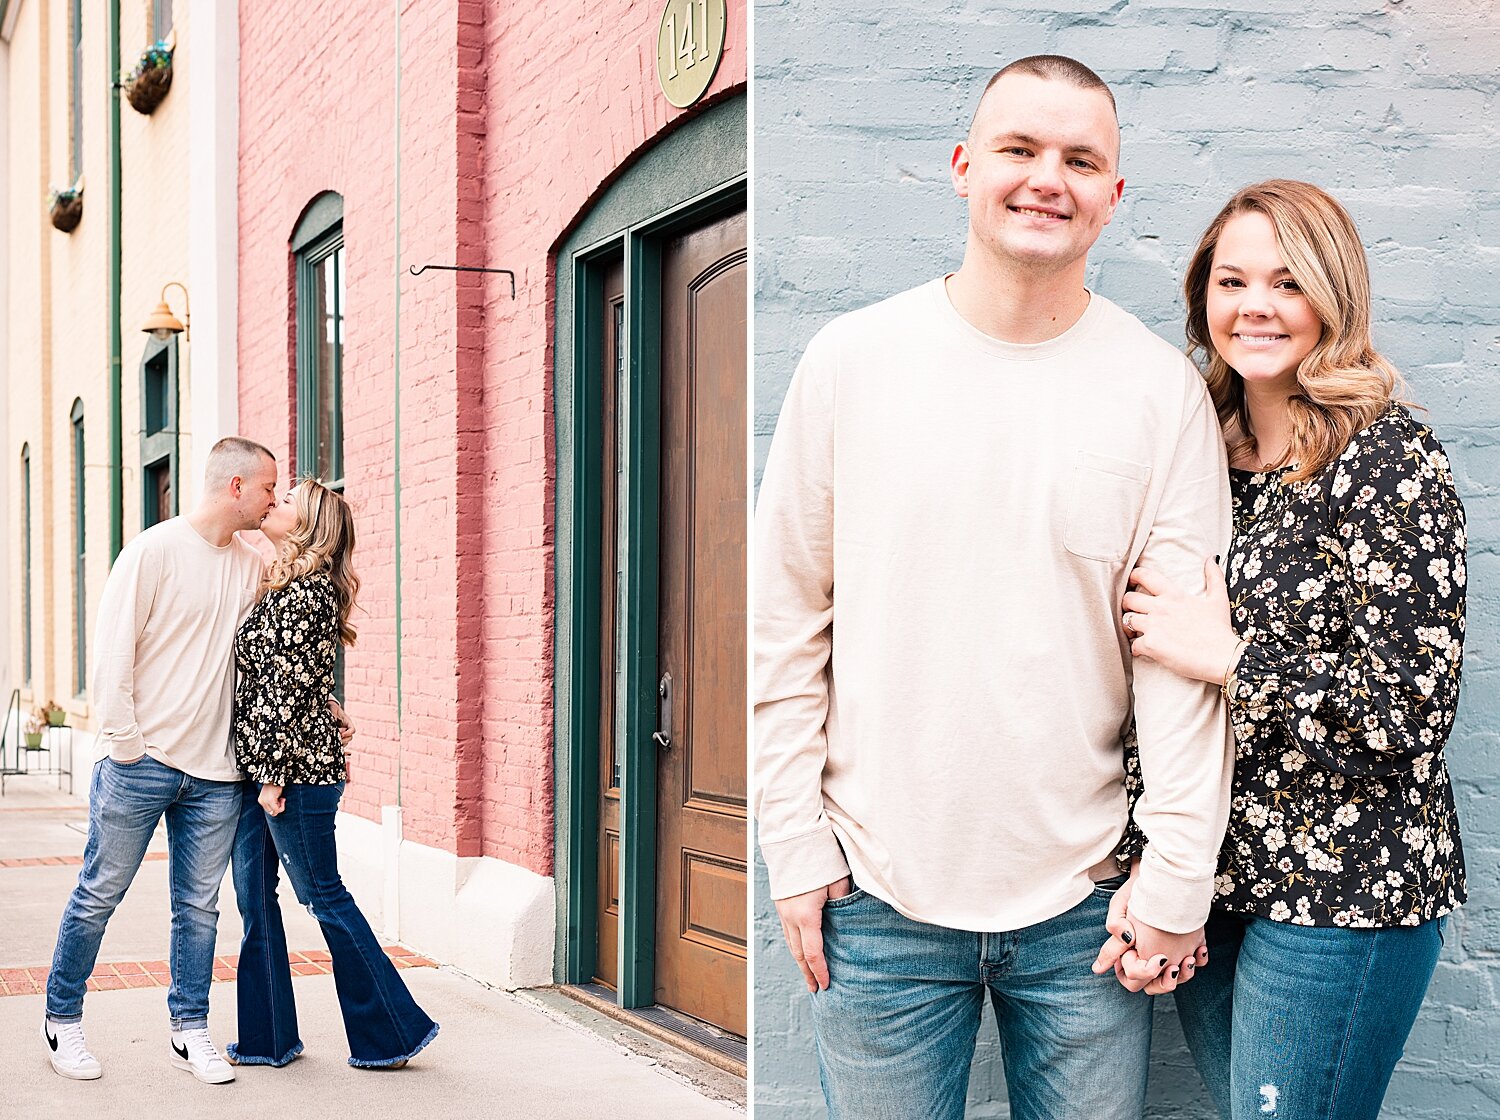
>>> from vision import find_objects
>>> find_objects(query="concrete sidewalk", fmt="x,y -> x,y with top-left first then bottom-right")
0,773 -> 744,1118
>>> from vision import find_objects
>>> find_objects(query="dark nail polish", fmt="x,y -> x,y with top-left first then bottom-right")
1186,962 -> 1195,971
1214,554 -> 1221,565
1121,930 -> 1133,944
1154,956 -> 1169,968
1170,968 -> 1179,979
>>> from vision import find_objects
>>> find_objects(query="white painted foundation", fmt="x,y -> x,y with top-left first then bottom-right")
335,807 -> 556,991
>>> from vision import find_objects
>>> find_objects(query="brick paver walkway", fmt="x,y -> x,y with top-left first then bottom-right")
0,851 -> 170,869
0,946 -> 436,997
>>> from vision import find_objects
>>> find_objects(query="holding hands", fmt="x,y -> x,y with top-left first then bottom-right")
1092,867 -> 1207,995
1122,557 -> 1243,687
1104,555 -> 1234,993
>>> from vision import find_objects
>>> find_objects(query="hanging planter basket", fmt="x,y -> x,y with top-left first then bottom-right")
123,39 -> 174,115
48,183 -> 84,233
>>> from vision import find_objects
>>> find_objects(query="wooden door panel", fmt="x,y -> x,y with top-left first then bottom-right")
655,207 -> 747,1036
681,848 -> 748,955
686,252 -> 748,814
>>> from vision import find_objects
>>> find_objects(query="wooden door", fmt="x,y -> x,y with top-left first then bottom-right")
593,261 -> 626,990
653,208 -> 747,1036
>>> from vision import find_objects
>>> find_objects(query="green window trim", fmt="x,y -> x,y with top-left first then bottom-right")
139,336 -> 179,529
293,193 -> 346,694
293,192 -> 345,491
70,400 -> 86,697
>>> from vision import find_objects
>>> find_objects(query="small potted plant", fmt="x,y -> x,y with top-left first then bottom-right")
22,711 -> 44,750
47,181 -> 83,233
39,699 -> 67,727
122,36 -> 174,114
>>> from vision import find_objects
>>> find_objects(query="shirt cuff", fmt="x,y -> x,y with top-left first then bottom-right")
1229,640 -> 1290,710
240,760 -> 288,787
1127,847 -> 1215,934
760,823 -> 851,900
101,731 -> 147,763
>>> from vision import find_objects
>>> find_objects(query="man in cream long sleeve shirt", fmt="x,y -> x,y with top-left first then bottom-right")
755,57 -> 1234,1118
41,438 -> 277,1086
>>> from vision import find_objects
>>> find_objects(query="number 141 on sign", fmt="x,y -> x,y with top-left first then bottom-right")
665,0 -> 713,78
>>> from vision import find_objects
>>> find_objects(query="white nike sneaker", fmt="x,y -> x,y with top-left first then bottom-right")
42,1019 -> 102,1080
170,1027 -> 236,1084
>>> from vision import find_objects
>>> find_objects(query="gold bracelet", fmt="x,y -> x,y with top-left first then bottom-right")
1220,639 -> 1249,699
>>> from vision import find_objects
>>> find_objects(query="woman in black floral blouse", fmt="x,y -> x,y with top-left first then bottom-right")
1103,181 -> 1466,1120
226,479 -> 438,1070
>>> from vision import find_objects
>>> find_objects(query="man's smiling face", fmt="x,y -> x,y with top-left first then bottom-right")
952,73 -> 1124,276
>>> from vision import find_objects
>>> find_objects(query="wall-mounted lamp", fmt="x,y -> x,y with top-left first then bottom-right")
142,281 -> 190,341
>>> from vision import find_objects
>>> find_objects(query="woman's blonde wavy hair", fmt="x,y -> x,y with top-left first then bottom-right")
1184,179 -> 1407,483
264,478 -> 359,645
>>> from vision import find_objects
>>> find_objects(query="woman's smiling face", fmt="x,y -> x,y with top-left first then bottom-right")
1207,210 -> 1323,394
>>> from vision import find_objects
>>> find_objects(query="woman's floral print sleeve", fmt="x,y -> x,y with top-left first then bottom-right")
238,581 -> 342,785
1231,421 -> 1466,779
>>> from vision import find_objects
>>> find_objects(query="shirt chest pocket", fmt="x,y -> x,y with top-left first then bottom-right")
1063,452 -> 1152,563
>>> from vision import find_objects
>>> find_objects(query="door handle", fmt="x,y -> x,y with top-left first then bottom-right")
653,672 -> 673,750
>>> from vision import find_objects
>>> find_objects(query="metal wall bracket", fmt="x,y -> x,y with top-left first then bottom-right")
407,263 -> 516,299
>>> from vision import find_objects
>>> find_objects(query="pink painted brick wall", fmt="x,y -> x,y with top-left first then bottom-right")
238,0 -> 745,875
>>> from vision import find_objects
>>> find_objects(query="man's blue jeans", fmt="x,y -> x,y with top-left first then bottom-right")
1174,909 -> 1444,1120
810,880 -> 1152,1120
46,755 -> 241,1029
230,782 -> 438,1067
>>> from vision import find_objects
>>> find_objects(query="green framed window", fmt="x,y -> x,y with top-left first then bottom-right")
70,0 -> 82,179
20,443 -> 32,688
292,193 -> 346,694
71,399 -> 86,696
140,337 -> 178,528
292,192 -> 345,491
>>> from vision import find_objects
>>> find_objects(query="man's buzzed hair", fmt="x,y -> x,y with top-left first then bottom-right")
970,54 -> 1118,135
204,436 -> 276,492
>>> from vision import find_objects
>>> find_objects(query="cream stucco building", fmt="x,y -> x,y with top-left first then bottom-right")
1,0 -> 237,741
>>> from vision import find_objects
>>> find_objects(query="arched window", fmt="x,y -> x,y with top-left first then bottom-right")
71,400 -> 87,695
292,192 -> 345,491
20,443 -> 32,688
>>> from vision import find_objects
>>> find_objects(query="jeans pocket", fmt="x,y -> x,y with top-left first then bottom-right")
109,753 -> 148,768
1091,873 -> 1130,899
822,887 -> 871,912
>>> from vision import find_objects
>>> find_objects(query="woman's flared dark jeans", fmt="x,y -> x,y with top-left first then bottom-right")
229,780 -> 438,1067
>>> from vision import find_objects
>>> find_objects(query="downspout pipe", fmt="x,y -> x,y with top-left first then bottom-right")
393,0 -> 402,805
108,0 -> 122,560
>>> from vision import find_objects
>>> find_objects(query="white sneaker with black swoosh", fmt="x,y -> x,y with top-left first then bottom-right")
42,1019 -> 102,1080
170,1027 -> 235,1084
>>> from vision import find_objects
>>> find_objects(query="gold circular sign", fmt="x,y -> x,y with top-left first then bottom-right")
656,0 -> 727,109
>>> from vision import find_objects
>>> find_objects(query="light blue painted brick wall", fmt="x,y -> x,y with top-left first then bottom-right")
752,2 -> 1500,1116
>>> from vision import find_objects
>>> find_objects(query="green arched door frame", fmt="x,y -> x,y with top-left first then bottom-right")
552,93 -> 745,1007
